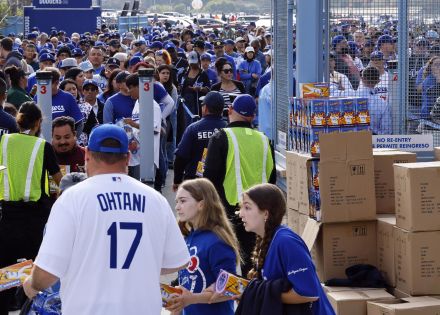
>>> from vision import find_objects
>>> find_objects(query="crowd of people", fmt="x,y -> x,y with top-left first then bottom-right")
0,15 -> 337,315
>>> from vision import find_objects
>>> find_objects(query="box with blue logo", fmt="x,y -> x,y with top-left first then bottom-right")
341,98 -> 356,126
307,99 -> 327,127
326,98 -> 342,127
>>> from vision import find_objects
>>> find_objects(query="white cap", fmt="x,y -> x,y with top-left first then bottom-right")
79,60 -> 94,72
60,58 -> 78,68
235,36 -> 245,43
245,46 -> 255,53
188,51 -> 199,64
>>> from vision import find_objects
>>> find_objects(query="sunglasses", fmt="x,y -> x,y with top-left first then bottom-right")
83,87 -> 98,92
222,68 -> 233,74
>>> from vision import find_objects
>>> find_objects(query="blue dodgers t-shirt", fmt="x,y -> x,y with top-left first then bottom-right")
178,229 -> 236,315
262,226 -> 336,315
153,81 -> 168,103
34,90 -> 83,123
103,92 -> 136,123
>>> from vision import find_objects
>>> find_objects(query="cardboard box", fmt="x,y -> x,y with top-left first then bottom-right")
286,132 -> 376,222
373,151 -> 417,214
319,131 -> 376,222
394,162 -> 440,231
367,297 -> 440,314
377,215 -> 397,287
287,209 -> 299,233
303,219 -> 377,282
394,227 -> 440,295
388,287 -> 411,299
327,289 -> 394,315
322,285 -> 368,293
434,147 -> 440,161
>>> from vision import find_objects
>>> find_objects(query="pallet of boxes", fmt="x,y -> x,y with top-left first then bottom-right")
285,83 -> 440,315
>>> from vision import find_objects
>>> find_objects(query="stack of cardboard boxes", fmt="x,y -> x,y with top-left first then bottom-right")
285,130 -> 440,314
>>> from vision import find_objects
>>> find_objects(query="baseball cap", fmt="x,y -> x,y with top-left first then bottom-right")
149,41 -> 163,50
245,46 -> 255,53
235,37 -> 245,43
57,46 -> 72,57
200,53 -> 212,61
194,40 -> 205,49
232,94 -> 256,117
426,30 -> 440,39
27,32 -> 38,40
214,40 -> 224,48
332,35 -> 346,48
39,53 -> 55,63
107,57 -> 121,67
72,48 -> 84,57
188,51 -> 199,64
60,58 -> 78,69
79,60 -> 94,72
200,91 -> 224,112
115,71 -> 130,83
224,39 -> 235,46
124,32 -> 135,40
128,56 -> 142,67
370,50 -> 384,60
83,79 -> 99,89
59,172 -> 87,192
88,124 -> 129,154
377,35 -> 393,48
164,42 -> 176,50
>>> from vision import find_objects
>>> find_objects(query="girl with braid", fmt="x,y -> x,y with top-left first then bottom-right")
239,183 -> 335,315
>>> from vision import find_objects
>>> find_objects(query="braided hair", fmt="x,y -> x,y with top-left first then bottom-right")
244,183 -> 287,279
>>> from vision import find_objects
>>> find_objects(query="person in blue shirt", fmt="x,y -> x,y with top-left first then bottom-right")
103,71 -> 136,123
200,53 -> 218,86
34,67 -> 84,135
238,183 -> 336,315
173,91 -> 227,190
166,178 -> 240,315
0,78 -> 18,138
238,47 -> 262,97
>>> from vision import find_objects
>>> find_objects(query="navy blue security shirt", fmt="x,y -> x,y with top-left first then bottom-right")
0,107 -> 18,139
178,229 -> 236,315
174,115 -> 226,184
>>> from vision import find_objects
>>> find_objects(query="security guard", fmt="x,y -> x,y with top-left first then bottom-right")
173,91 -> 227,191
0,102 -> 61,314
204,94 -> 276,276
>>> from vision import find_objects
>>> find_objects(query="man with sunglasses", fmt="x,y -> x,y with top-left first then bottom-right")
83,79 -> 104,124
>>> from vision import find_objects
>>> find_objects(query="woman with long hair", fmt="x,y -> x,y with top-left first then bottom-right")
238,183 -> 335,315
155,49 -> 173,66
212,58 -> 245,117
166,178 -> 239,315
98,68 -> 122,103
64,67 -> 85,98
59,79 -> 80,103
156,64 -> 178,166
4,65 -> 33,109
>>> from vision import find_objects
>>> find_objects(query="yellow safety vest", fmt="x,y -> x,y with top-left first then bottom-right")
0,133 -> 48,202
223,127 -> 274,206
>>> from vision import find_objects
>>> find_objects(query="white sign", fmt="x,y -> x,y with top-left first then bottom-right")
372,135 -> 434,152
191,0 -> 203,10
278,130 -> 287,148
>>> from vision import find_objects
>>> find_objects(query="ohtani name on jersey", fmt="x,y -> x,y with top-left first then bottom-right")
97,192 -> 146,212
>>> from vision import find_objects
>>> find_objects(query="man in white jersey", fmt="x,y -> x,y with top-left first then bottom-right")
23,124 -> 189,315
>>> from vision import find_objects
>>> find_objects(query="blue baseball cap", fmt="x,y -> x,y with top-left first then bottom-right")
224,39 -> 235,46
82,79 -> 99,89
332,35 -> 346,48
200,53 -> 212,61
377,35 -> 393,48
370,50 -> 384,60
232,94 -> 256,117
164,42 -> 176,50
39,53 -> 56,63
128,56 -> 142,67
149,41 -> 163,50
88,124 -> 128,154
72,48 -> 84,57
200,91 -> 224,112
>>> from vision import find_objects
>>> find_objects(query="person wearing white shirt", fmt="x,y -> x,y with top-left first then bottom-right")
23,124 -> 189,315
352,66 -> 392,135
329,52 -> 353,97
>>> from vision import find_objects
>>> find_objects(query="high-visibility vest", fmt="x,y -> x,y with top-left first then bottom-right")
0,133 -> 48,202
223,127 -> 274,206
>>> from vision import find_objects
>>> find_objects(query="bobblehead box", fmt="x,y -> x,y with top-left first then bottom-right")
394,227 -> 440,296
286,131 -> 376,223
367,297 -> 440,315
303,219 -> 377,282
394,162 -> 440,232
326,289 -> 394,315
373,150 -> 417,214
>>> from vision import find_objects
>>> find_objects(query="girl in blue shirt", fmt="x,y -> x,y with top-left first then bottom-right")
238,183 -> 336,315
166,178 -> 240,315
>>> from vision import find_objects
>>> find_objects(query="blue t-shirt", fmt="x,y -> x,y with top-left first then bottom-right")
175,115 -> 226,178
34,89 -> 83,123
154,82 -> 168,103
203,68 -> 219,86
178,229 -> 236,315
26,72 -> 37,94
262,226 -> 336,315
103,92 -> 136,124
